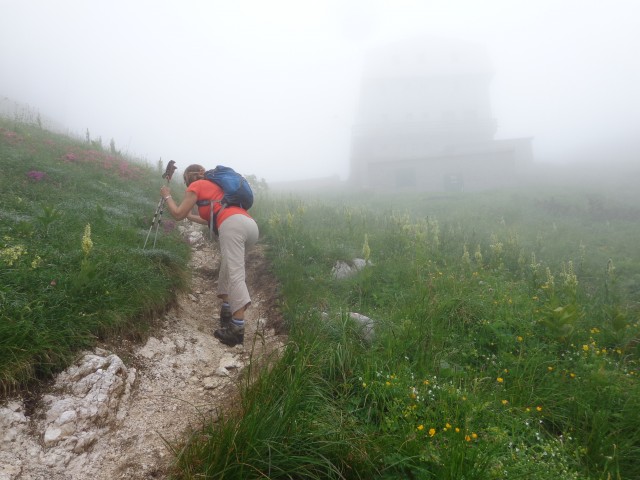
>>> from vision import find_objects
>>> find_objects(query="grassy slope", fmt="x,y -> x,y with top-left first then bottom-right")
175,183 -> 640,479
0,118 -> 190,394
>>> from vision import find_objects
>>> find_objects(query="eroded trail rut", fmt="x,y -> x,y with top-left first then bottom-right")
0,223 -> 284,480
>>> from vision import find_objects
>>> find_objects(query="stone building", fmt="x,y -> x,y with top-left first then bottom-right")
350,37 -> 532,191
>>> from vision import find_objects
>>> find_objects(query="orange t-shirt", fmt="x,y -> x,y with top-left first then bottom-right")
187,179 -> 252,229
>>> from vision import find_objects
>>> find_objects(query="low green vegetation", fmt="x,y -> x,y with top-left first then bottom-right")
0,118 -> 190,394
176,182 -> 640,478
3,117 -> 639,478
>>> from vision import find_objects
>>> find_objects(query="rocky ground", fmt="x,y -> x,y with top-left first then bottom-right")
0,222 -> 286,480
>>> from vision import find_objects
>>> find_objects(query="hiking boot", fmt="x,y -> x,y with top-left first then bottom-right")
214,324 -> 244,347
219,303 -> 232,329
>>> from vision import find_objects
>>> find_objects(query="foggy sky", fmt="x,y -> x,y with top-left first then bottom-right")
1,0 -> 639,182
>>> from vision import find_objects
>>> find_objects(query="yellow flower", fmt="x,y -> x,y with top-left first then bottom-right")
536,406 -> 543,412
497,377 -> 504,383
570,373 -> 576,378
417,424 -> 424,431
547,366 -> 554,372
517,336 -> 523,342
455,427 -> 460,433
471,433 -> 478,440
31,255 -> 42,269
582,345 -> 589,352
82,224 -> 93,257
385,381 -> 391,387
465,435 -> 471,442
428,428 -> 436,437
445,423 -> 452,429
501,399 -> 509,405
362,234 -> 371,262
362,382 -> 367,388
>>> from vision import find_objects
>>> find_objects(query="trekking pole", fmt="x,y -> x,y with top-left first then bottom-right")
143,160 -> 177,249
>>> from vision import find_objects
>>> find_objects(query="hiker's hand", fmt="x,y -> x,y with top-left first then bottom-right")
160,186 -> 171,200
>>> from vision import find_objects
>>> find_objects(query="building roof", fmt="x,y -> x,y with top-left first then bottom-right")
362,36 -> 493,79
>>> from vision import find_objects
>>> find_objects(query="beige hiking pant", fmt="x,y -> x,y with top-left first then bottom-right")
217,214 -> 259,315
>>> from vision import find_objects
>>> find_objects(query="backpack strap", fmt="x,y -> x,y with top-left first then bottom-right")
194,198 -> 225,239
205,199 -> 225,239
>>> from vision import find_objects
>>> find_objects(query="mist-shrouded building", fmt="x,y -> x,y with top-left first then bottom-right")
350,37 -> 532,191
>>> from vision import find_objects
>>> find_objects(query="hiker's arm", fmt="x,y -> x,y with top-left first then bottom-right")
160,187 -> 198,221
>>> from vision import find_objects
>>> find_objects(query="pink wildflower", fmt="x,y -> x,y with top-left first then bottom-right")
27,170 -> 46,181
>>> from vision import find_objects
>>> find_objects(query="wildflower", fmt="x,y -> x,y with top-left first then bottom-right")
570,373 -> 576,379
462,244 -> 471,266
562,261 -> 578,294
31,255 -> 42,269
517,336 -> 523,342
501,399 -> 509,405
362,382 -> 367,388
362,234 -> 371,262
0,245 -> 27,266
474,245 -> 483,265
547,366 -> 554,372
455,427 -> 460,433
445,423 -> 452,429
82,224 -> 93,257
429,428 -> 436,437
606,258 -> 615,279
385,381 -> 391,387
417,424 -> 424,431
27,170 -> 46,181
465,435 -> 471,442
536,406 -> 543,412
471,433 -> 478,440
582,345 -> 589,352
497,377 -> 504,383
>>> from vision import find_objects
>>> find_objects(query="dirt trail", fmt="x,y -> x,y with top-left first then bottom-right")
0,222 -> 285,480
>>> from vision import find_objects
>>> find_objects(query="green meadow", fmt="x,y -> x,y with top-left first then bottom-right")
175,179 -> 640,477
0,118 -> 191,392
2,118 -> 640,478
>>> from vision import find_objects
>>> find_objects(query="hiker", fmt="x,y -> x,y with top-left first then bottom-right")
160,164 -> 259,347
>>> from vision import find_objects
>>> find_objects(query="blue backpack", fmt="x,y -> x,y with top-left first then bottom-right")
196,165 -> 254,237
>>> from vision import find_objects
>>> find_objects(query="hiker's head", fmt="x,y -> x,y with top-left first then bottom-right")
183,164 -> 205,186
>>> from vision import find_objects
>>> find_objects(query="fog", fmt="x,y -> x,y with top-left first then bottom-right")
1,0 -> 639,183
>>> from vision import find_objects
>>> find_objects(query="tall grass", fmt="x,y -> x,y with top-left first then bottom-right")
0,118 -> 191,394
175,183 -> 640,479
